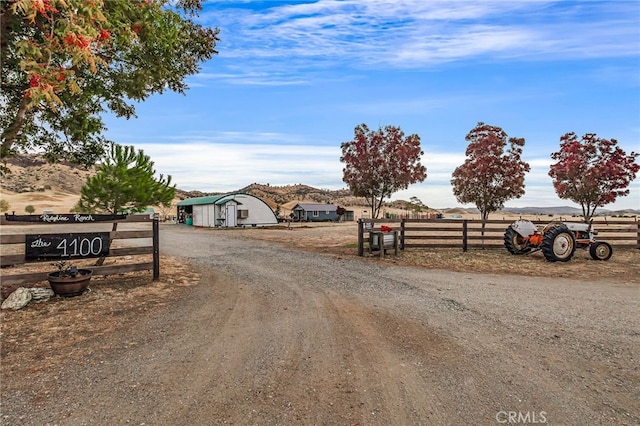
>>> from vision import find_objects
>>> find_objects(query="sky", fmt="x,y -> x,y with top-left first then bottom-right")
104,0 -> 640,210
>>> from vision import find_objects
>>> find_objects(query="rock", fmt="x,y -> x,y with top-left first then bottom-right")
29,288 -> 55,303
1,287 -> 32,310
1,284 -> 21,300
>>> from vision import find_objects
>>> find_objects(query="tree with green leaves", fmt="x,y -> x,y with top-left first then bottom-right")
549,132 -> 639,223
24,204 -> 35,213
0,199 -> 10,212
77,143 -> 175,214
1,0 -> 219,168
340,123 -> 427,219
451,122 -> 530,224
409,196 -> 427,218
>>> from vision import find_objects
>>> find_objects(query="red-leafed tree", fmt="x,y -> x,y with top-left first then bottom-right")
340,123 -> 427,219
1,0 -> 219,169
549,132 -> 639,222
451,122 -> 530,224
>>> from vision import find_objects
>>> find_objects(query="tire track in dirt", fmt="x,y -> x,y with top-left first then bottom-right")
320,293 -> 457,424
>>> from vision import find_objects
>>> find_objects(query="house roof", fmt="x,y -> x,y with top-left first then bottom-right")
293,203 -> 337,212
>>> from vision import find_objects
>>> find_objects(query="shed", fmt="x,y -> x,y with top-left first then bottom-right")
177,193 -> 278,227
292,203 -> 338,222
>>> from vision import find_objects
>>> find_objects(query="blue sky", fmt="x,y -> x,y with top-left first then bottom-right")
104,0 -> 640,210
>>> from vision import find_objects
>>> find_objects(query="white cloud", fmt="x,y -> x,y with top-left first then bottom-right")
134,140 -> 639,210
199,0 -> 640,85
136,141 -> 343,192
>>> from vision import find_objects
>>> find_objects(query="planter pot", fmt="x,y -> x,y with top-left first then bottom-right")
47,269 -> 92,297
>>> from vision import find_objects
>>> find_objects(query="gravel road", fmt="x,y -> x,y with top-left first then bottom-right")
3,224 -> 639,425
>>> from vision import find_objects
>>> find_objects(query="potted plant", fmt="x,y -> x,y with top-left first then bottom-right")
47,261 -> 92,297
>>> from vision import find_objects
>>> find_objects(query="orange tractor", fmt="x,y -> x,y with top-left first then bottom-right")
503,220 -> 612,262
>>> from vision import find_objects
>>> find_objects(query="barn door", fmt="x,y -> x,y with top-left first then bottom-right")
225,204 -> 237,227
207,205 -> 216,227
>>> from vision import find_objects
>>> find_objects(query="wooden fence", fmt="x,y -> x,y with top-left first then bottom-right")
0,214 -> 159,286
358,218 -> 639,255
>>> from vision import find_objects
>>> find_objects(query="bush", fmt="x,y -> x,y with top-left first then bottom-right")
0,199 -> 9,212
25,205 -> 35,214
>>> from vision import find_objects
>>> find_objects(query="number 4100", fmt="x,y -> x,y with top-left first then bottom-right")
56,236 -> 104,257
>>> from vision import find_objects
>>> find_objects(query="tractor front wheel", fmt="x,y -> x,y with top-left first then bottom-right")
503,227 -> 531,255
590,241 -> 613,261
541,225 -> 576,262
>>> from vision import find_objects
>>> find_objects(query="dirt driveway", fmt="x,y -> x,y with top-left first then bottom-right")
1,223 -> 639,425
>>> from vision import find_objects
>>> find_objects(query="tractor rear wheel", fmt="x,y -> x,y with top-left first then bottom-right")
541,224 -> 576,262
589,241 -> 613,261
503,227 -> 531,254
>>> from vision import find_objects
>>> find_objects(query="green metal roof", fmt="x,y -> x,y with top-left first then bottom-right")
176,193 -> 248,207
176,195 -> 225,206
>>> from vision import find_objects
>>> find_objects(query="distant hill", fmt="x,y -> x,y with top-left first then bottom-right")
502,206 -> 584,215
0,155 -> 371,210
177,183 -> 369,211
2,154 -> 638,216
238,183 -> 366,208
0,155 -> 93,194
434,205 -> 639,216
502,206 -> 640,216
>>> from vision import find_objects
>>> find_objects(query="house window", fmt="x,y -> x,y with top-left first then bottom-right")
313,210 -> 319,217
326,210 -> 330,214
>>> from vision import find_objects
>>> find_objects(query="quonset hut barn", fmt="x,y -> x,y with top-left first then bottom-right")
177,193 -> 278,228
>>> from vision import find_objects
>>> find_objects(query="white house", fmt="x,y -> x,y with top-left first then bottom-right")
177,193 -> 278,228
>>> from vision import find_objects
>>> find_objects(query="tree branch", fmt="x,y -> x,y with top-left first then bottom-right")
1,96 -> 30,159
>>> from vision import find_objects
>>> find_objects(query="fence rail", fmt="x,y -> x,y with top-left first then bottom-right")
0,214 -> 159,286
358,218 -> 639,255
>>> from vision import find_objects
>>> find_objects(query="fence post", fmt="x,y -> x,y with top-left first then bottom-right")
357,219 -> 364,256
462,220 -> 468,252
153,214 -> 160,280
400,218 -> 405,250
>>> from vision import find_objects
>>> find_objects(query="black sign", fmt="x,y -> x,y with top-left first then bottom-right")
5,213 -> 126,223
26,233 -> 110,260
